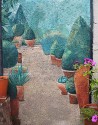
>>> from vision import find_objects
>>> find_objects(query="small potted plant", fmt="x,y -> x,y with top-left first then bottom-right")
74,58 -> 96,108
8,64 -> 30,119
9,64 -> 30,101
66,77 -> 78,104
80,104 -> 98,125
50,40 -> 57,65
13,23 -> 25,48
57,76 -> 68,95
24,27 -> 36,47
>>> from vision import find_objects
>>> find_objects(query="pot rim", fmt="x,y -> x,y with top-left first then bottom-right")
62,69 -> 75,72
68,92 -> 77,96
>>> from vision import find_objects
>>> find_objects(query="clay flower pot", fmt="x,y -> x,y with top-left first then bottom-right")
50,55 -> 57,65
68,93 -> 78,104
84,119 -> 98,125
10,98 -> 19,117
74,66 -> 90,108
25,39 -> 35,47
57,83 -> 67,95
18,53 -> 22,63
56,58 -> 62,67
62,70 -> 75,78
0,76 -> 8,99
16,86 -> 24,101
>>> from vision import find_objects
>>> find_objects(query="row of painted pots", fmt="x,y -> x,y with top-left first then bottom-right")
57,66 -> 90,108
14,36 -> 35,48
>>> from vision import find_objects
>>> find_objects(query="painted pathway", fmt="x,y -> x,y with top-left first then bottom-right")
18,45 -> 83,125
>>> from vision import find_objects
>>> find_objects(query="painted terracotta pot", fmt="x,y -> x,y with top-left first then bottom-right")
57,83 -> 67,95
25,39 -> 35,47
16,86 -> 24,101
74,66 -> 90,108
56,58 -> 62,67
68,93 -> 78,104
10,98 -> 19,118
18,53 -> 22,63
62,70 -> 75,78
84,119 -> 98,125
0,76 -> 8,99
50,55 -> 57,65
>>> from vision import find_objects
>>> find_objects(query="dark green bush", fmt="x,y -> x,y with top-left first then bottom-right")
41,35 -> 66,55
13,23 -> 25,36
62,16 -> 91,70
3,40 -> 18,68
24,28 -> 36,40
66,77 -> 76,94
50,40 -> 58,55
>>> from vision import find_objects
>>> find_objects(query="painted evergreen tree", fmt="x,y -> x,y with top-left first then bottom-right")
13,5 -> 27,25
62,16 -> 91,70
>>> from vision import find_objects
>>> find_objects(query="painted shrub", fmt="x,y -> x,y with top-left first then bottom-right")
62,16 -> 91,70
41,35 -> 66,55
3,40 -> 18,68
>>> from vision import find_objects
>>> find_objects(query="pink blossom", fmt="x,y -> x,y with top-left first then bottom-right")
92,115 -> 98,122
84,58 -> 96,66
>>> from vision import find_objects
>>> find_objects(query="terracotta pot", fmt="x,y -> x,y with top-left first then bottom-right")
10,98 -> 19,117
0,76 -> 8,98
84,119 -> 98,125
56,58 -> 62,67
57,83 -> 67,95
16,86 -> 24,101
13,36 -> 22,48
25,39 -> 35,47
18,53 -> 22,63
68,93 -> 78,104
62,70 -> 75,78
74,66 -> 90,108
50,55 -> 57,65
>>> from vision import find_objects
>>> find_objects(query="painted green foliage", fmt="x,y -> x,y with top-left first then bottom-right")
3,40 -> 18,68
13,23 -> 25,36
66,77 -> 76,94
62,16 -> 91,70
41,35 -> 66,55
50,40 -> 58,55
24,28 -> 36,40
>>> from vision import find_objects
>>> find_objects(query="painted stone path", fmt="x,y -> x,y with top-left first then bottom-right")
18,45 -> 83,125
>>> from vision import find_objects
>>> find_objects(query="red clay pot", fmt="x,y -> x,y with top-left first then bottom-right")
10,98 -> 19,118
17,86 -> 24,101
0,76 -> 8,99
50,55 -> 57,65
56,58 -> 62,67
25,39 -> 35,47
84,119 -> 98,125
68,93 -> 78,104
62,70 -> 75,78
57,83 -> 67,95
74,66 -> 90,108
18,53 -> 22,63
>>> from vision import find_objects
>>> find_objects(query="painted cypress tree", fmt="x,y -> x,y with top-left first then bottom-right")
62,16 -> 91,70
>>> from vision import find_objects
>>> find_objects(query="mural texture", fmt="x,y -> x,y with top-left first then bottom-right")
2,0 -> 91,70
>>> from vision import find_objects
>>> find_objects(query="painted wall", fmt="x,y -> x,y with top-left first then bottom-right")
2,0 -> 92,70
93,0 -> 98,79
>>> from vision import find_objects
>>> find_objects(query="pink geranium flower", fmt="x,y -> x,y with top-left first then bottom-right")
92,115 -> 98,122
84,58 -> 96,66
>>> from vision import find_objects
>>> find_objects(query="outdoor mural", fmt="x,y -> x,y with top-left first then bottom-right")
1,0 -> 92,124
2,0 -> 91,69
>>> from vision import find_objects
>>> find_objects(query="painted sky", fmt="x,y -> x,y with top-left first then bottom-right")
17,0 -> 90,37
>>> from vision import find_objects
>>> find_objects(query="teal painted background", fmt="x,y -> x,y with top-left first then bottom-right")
10,0 -> 90,39
2,0 -> 91,70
